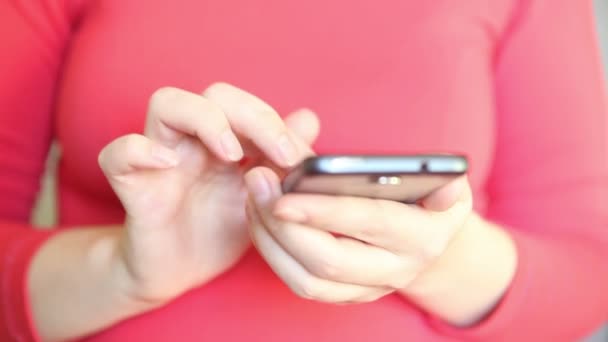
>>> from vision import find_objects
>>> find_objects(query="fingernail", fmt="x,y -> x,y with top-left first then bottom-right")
220,130 -> 244,161
277,133 -> 299,166
152,147 -> 179,167
273,207 -> 307,223
245,171 -> 271,204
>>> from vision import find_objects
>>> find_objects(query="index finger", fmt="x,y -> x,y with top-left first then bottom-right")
273,194 -> 429,251
145,87 -> 244,162
203,82 -> 306,167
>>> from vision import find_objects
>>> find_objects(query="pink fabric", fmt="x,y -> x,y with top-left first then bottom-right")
1,0 -> 607,340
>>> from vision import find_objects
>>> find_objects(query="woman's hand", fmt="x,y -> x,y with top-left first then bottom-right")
244,166 -> 472,303
245,166 -> 517,325
98,83 -> 319,305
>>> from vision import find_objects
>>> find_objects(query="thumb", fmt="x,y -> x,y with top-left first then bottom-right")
419,175 -> 471,212
244,166 -> 283,203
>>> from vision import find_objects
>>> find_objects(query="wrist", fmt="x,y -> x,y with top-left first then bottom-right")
110,228 -> 170,312
83,228 -> 161,316
401,213 -> 518,326
27,227 -> 160,341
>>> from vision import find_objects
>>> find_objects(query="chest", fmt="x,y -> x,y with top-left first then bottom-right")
54,0 -> 497,217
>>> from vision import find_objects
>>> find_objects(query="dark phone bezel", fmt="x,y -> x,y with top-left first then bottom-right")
282,154 -> 468,194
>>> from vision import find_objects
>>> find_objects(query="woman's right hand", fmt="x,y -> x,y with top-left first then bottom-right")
98,83 -> 319,306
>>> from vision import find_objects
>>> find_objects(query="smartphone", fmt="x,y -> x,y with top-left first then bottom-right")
281,155 -> 468,203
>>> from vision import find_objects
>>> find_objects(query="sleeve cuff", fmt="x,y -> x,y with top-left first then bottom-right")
1,227 -> 56,342
427,228 -> 532,341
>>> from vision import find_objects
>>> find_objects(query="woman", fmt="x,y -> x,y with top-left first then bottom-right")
1,0 -> 607,341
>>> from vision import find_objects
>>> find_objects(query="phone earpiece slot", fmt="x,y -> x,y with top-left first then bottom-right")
420,160 -> 429,173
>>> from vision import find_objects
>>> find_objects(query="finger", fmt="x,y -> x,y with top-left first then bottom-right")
265,220 -> 419,288
203,82 -> 305,167
273,194 -> 430,251
98,134 -> 179,177
283,108 -> 320,147
246,197 -> 391,303
420,175 -> 471,212
239,108 -> 319,170
245,167 -> 412,288
145,87 -> 243,162
335,238 -> 421,288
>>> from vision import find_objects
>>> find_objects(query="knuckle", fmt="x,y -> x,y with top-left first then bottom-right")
98,134 -> 139,170
260,220 -> 281,240
421,240 -> 447,262
355,207 -> 382,238
265,220 -> 283,235
361,289 -> 391,302
204,82 -> 282,129
388,277 -> 409,290
149,86 -> 182,110
294,276 -> 324,301
122,133 -> 143,144
255,102 -> 280,118
311,253 -> 343,280
385,258 -> 416,289
358,224 -> 379,241
203,82 -> 231,97
116,134 -> 143,161
97,147 -> 109,169
336,288 -> 389,305
122,134 -> 144,158
388,271 -> 416,289
235,100 -> 278,125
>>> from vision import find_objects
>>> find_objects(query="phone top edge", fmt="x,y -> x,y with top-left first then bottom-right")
302,155 -> 468,175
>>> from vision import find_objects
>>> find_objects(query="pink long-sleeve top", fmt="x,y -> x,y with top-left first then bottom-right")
1,0 -> 607,341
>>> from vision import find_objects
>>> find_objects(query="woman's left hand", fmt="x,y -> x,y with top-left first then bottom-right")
244,166 -> 472,304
